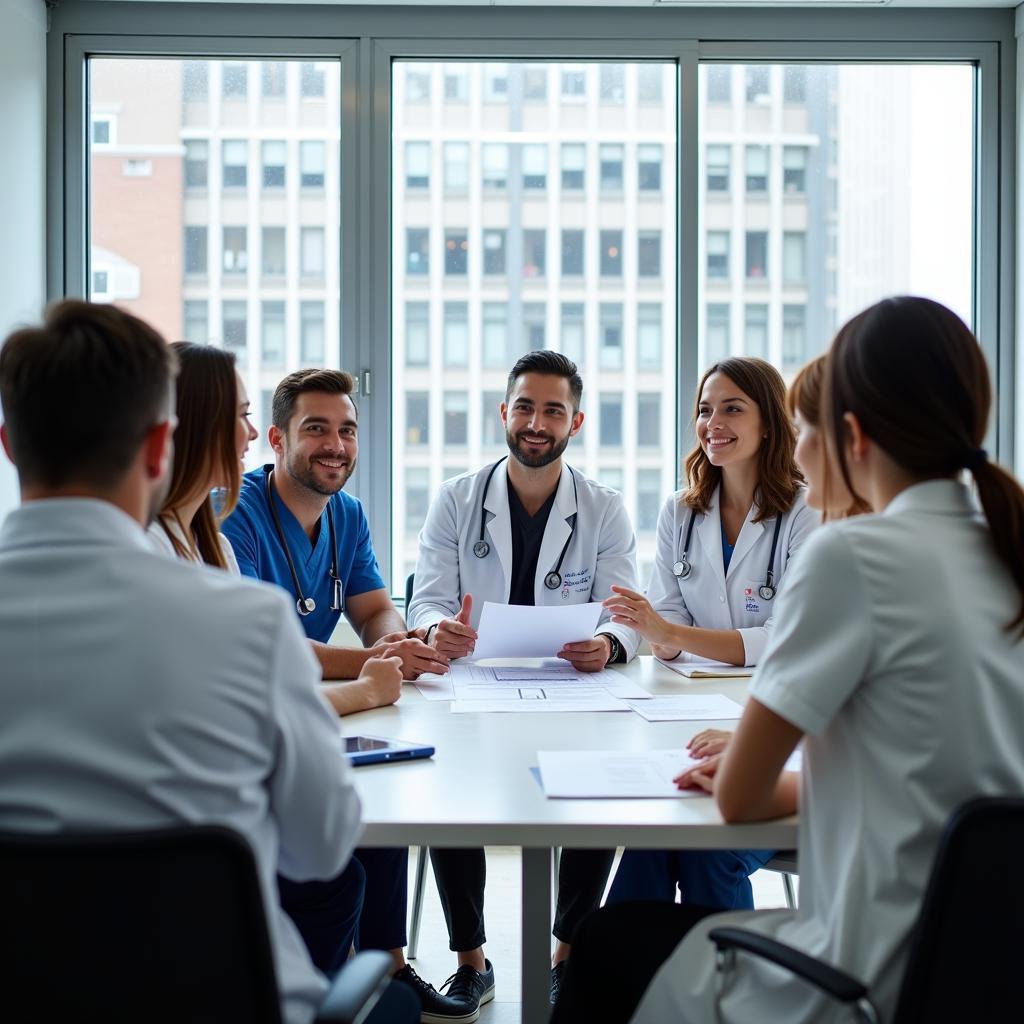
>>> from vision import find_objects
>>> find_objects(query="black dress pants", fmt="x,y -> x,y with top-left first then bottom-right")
428,847 -> 486,951
551,848 -> 617,943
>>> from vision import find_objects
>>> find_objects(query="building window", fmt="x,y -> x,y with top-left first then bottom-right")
301,227 -> 325,277
637,469 -> 661,531
445,230 -> 468,275
406,68 -> 431,103
301,62 -> 326,98
406,392 -> 430,445
637,304 -> 661,369
600,144 -> 624,192
638,230 -> 661,278
599,394 -> 623,446
184,140 -> 208,189
707,65 -> 731,103
600,230 -> 623,277
523,303 -> 546,351
707,231 -> 730,280
599,303 -> 623,370
481,390 -> 505,445
222,140 -> 248,188
783,146 -> 808,193
638,144 -> 662,192
561,303 -> 584,366
784,66 -> 807,104
744,304 -> 769,359
745,231 -> 768,279
183,61 -> 208,101
561,229 -> 584,276
561,64 -> 586,99
561,143 -> 585,191
524,64 -> 548,101
745,66 -> 770,104
782,304 -> 807,368
598,468 -> 623,493
637,64 -> 663,103
299,141 -> 325,188
637,393 -> 660,447
483,229 -> 506,275
222,301 -> 248,364
706,304 -> 731,365
183,300 -> 208,344
406,469 -> 431,534
261,227 -> 286,276
745,145 -> 768,192
300,302 -> 325,364
444,302 -> 469,367
706,144 -> 730,193
783,231 -> 806,284
599,64 -> 625,104
222,227 -> 248,274
262,61 -> 286,98
406,141 -> 430,189
444,64 -> 469,102
406,228 -> 429,275
262,140 -> 286,189
483,63 -> 509,102
444,142 -> 469,191
184,226 -> 207,275
482,144 -> 508,189
522,144 -> 547,190
523,229 -> 546,278
405,301 -> 430,367
482,304 -> 508,368
222,61 -> 247,98
262,301 -> 286,367
444,392 -> 469,445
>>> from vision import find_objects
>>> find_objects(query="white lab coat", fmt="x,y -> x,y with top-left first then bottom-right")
631,480 -> 1024,1024
0,499 -> 362,1024
647,485 -> 818,666
408,460 -> 640,660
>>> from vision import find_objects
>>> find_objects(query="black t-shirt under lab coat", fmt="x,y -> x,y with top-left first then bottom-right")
507,483 -> 558,606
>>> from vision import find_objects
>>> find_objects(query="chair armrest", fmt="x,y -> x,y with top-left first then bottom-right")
708,927 -> 867,1004
316,950 -> 393,1024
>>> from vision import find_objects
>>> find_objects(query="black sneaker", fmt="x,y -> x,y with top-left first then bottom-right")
550,960 -> 567,1006
437,959 -> 496,1023
392,964 -> 480,1024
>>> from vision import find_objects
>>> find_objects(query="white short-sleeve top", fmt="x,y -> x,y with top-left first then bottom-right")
149,515 -> 240,576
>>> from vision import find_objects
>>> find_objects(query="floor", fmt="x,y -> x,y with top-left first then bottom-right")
403,847 -> 796,1024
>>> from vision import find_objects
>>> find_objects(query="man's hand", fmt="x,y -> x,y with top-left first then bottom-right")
687,728 -> 732,760
602,585 -> 672,645
557,635 -> 611,673
359,655 -> 404,708
376,637 -> 450,680
674,752 -> 724,793
431,594 -> 477,660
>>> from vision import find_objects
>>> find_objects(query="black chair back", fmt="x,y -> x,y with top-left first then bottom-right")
405,573 -> 415,612
0,825 -> 282,1023
894,796 -> 1024,1023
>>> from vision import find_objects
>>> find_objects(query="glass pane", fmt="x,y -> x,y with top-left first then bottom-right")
699,63 -> 974,376
88,57 -> 342,472
391,60 -> 678,588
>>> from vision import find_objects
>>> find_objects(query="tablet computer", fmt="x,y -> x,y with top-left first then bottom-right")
343,734 -> 435,767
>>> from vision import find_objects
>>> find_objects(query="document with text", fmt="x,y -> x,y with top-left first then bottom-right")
472,601 -> 603,660
626,694 -> 744,723
537,749 -> 706,798
452,691 -> 628,714
415,662 -> 649,702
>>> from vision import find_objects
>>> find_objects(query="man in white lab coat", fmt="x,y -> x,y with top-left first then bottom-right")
407,349 -> 640,1014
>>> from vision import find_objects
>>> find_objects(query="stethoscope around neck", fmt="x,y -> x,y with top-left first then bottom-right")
673,506 -> 784,602
265,469 -> 342,617
472,456 -> 579,591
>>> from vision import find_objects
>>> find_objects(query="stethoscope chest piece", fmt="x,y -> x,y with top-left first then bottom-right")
758,584 -> 776,602
473,539 -> 491,559
297,596 -> 317,616
544,570 -> 563,591
672,559 -> 691,580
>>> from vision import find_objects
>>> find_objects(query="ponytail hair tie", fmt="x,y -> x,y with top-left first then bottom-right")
963,447 -> 988,471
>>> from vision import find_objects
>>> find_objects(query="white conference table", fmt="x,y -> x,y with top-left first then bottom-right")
349,656 -> 797,1023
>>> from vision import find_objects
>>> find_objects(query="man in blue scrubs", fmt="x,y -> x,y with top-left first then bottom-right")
223,369 -> 469,1021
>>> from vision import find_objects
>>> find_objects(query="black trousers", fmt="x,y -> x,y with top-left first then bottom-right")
550,901 -> 720,1024
552,848 -> 617,943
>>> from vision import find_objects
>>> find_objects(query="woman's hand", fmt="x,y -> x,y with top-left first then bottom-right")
687,729 -> 733,759
650,641 -> 683,661
602,586 -> 672,645
674,752 -> 724,794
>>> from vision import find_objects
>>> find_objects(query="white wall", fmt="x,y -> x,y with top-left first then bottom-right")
0,0 -> 46,516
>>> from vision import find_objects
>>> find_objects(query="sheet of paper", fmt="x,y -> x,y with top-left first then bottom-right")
452,692 -> 627,714
472,601 -> 603,660
537,749 -> 706,798
626,694 -> 744,723
416,662 -> 649,702
657,656 -> 753,679
413,672 -> 455,701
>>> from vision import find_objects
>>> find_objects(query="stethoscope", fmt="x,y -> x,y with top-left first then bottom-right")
265,469 -> 342,617
673,507 -> 784,602
472,456 -> 579,591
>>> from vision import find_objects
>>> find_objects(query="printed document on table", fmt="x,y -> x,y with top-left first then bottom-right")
471,601 -> 602,660
415,662 -> 650,702
626,694 -> 744,722
657,656 -> 753,679
453,691 -> 627,714
537,749 -> 706,798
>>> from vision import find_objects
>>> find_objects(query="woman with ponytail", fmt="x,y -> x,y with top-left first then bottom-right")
552,297 -> 1024,1024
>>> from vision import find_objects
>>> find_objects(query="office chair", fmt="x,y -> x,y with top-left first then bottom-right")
761,849 -> 798,908
708,796 -> 1024,1024
0,825 -> 393,1024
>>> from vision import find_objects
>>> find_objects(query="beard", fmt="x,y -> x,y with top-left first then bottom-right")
284,447 -> 355,496
505,427 -> 571,469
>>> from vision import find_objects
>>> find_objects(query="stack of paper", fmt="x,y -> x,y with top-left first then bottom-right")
658,657 -> 753,679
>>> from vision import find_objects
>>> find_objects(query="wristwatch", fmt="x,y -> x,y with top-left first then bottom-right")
599,632 -> 623,665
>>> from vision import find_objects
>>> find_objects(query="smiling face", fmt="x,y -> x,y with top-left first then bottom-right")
271,390 -> 358,495
695,372 -> 765,471
501,372 -> 584,469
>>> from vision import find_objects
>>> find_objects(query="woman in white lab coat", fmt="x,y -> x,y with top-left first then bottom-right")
598,356 -> 818,914
552,296 -> 1024,1024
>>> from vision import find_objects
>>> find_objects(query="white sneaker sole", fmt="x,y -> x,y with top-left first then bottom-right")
420,984 -> 495,1024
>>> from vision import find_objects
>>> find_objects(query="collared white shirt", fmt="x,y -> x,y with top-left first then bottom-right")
0,499 -> 361,1024
632,480 -> 1024,1024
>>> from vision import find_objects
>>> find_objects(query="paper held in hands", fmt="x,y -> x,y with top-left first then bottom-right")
471,600 -> 603,660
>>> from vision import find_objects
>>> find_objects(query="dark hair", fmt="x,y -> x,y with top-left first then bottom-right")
272,368 -> 357,430
683,356 -> 803,522
158,343 -> 240,569
0,300 -> 176,489
825,295 -> 1024,635
505,350 -> 583,411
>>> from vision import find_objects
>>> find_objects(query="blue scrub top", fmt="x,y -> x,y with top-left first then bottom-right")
222,465 -> 386,644
720,516 -> 735,574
